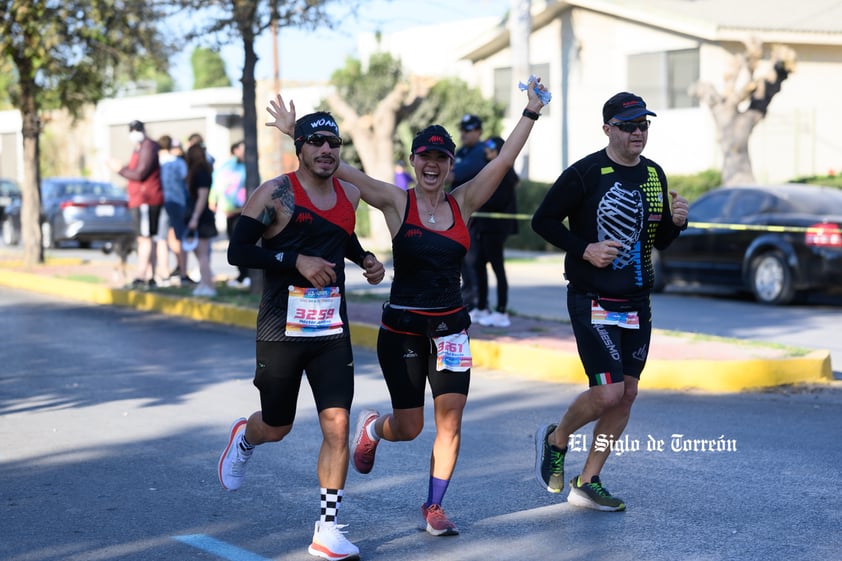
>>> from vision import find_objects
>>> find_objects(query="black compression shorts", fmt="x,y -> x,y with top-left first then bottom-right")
254,338 -> 354,426
567,290 -> 652,387
376,328 -> 470,409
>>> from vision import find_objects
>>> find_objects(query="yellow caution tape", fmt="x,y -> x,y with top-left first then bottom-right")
473,212 -> 831,234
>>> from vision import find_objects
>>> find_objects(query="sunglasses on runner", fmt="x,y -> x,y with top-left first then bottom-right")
302,133 -> 343,148
607,120 -> 650,133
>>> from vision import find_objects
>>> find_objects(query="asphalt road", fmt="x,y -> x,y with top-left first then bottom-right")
2,286 -> 841,561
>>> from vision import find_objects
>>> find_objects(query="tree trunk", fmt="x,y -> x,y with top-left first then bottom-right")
239,25 -> 262,293
720,112 -> 762,186
328,83 -> 426,248
19,84 -> 43,267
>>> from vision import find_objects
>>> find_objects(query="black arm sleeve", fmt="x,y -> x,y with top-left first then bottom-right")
345,232 -> 373,268
227,215 -> 298,271
531,170 -> 590,259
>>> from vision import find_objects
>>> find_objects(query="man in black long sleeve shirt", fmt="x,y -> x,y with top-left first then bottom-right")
531,92 -> 689,512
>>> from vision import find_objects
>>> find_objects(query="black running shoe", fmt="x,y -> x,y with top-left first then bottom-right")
534,423 -> 565,493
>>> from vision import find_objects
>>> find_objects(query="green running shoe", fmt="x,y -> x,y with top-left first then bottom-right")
534,423 -> 565,493
568,475 -> 626,511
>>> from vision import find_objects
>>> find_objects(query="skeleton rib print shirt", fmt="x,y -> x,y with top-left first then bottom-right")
532,149 -> 683,300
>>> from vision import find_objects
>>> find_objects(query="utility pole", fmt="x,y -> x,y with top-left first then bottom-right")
509,0 -> 532,177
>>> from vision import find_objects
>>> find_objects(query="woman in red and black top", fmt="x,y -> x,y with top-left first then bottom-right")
266,77 -> 548,537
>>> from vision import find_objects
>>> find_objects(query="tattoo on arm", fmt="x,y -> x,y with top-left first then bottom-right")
272,176 -> 295,214
258,205 -> 276,226
257,175 -> 294,225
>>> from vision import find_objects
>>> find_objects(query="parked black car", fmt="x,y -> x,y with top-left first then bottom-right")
1,177 -> 134,249
653,183 -> 842,304
0,178 -> 21,224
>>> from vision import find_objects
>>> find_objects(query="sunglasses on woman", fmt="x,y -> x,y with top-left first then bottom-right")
303,133 -> 343,148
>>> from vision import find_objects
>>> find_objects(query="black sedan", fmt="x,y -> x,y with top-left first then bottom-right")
2,177 -> 135,249
653,183 -> 842,305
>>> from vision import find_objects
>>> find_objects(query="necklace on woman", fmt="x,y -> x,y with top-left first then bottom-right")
424,192 -> 442,224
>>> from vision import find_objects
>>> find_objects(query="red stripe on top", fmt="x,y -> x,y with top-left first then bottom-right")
288,172 -> 355,235
406,189 -> 470,250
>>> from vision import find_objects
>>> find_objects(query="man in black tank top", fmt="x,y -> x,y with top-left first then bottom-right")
216,111 -> 384,561
531,92 -> 689,512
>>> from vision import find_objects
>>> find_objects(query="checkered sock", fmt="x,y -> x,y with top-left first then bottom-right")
320,488 -> 343,523
239,434 -> 255,452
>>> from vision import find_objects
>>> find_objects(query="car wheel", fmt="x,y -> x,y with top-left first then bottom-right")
41,221 -> 54,249
749,251 -> 795,305
2,218 -> 20,246
651,249 -> 666,293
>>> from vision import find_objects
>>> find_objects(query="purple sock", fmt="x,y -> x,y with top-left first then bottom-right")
427,476 -> 450,506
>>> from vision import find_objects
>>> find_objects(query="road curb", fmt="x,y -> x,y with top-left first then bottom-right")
1,268 -> 833,393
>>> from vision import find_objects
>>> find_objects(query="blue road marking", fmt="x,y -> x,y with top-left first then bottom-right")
173,534 -> 273,561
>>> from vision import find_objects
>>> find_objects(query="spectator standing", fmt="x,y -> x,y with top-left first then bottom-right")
472,136 -> 519,328
218,110 -> 385,560
184,143 -> 218,297
108,120 -> 163,288
531,92 -> 689,511
209,140 -> 250,288
156,135 -> 189,286
188,132 -> 215,168
448,114 -> 487,318
393,160 -> 414,190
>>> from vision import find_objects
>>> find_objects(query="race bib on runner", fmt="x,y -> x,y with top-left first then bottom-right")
285,285 -> 343,337
590,300 -> 639,330
434,330 -> 472,372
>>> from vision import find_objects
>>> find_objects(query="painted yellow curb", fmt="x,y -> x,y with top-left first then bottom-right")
1,268 -> 833,393
472,338 -> 834,392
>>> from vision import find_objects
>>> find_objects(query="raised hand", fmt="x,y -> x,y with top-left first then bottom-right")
266,93 -> 296,137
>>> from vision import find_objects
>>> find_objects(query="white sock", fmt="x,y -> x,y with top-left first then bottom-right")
366,419 -> 380,441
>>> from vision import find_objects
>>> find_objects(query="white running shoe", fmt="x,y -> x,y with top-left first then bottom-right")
479,311 -> 511,327
193,284 -> 217,297
469,308 -> 490,323
308,521 -> 360,560
217,418 -> 252,491
226,277 -> 252,289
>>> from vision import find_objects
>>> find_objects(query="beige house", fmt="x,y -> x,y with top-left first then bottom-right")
501,0 -> 842,183
369,0 -> 842,184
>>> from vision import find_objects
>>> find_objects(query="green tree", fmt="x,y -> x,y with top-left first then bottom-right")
0,0 -> 171,266
0,56 -> 15,109
407,77 -> 504,147
191,46 -> 232,89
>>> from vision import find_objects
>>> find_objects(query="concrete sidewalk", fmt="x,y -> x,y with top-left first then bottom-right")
0,250 -> 833,392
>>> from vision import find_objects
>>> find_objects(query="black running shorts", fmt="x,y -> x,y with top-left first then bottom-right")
254,337 -> 354,427
376,328 -> 470,409
567,290 -> 652,387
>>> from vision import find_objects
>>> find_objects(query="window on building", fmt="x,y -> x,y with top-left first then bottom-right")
628,48 -> 699,109
493,63 -> 550,117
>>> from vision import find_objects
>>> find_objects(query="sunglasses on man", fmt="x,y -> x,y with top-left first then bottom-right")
302,133 -> 343,148
607,120 -> 650,133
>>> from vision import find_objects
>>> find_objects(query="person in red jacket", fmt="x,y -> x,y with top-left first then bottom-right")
109,120 -> 164,288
